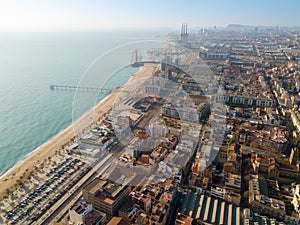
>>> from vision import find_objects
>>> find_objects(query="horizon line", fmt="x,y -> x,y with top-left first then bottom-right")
1,24 -> 300,33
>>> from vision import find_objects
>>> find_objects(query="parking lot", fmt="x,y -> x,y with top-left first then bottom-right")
4,157 -> 92,225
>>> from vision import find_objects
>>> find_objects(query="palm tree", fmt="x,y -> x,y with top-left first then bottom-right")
2,208 -> 8,214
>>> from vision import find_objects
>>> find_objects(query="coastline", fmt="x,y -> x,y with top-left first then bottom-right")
0,64 -> 158,198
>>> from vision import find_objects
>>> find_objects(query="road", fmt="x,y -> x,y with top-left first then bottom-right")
40,143 -> 127,225
134,104 -> 162,130
39,94 -> 194,224
32,153 -> 112,225
263,74 -> 283,117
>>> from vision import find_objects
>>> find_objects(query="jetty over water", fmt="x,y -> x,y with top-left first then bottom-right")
50,51 -> 160,93
50,84 -> 113,93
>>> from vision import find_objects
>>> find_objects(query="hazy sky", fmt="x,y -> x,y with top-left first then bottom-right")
0,0 -> 299,31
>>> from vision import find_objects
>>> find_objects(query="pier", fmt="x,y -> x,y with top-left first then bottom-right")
50,84 -> 112,93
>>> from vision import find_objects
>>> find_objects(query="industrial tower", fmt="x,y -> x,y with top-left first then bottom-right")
180,23 -> 188,45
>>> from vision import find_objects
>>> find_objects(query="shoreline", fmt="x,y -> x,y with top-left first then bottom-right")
0,64 -> 158,198
0,71 -> 138,180
0,67 -> 142,180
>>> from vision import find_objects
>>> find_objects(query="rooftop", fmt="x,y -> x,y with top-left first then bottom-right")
83,177 -> 133,203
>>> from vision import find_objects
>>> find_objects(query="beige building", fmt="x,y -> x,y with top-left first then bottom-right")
83,178 -> 131,215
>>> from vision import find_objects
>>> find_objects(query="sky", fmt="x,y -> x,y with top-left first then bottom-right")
0,0 -> 299,31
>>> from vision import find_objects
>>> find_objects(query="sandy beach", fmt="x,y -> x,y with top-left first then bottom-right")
0,63 -> 158,199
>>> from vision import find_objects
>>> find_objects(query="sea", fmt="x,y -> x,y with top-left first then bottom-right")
0,28 -> 173,176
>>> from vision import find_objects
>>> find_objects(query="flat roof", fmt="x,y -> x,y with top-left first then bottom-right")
107,217 -> 130,225
180,193 -> 240,225
84,176 -> 134,200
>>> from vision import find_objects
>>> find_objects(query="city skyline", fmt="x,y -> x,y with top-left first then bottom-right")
0,0 -> 300,31
2,1 -> 300,224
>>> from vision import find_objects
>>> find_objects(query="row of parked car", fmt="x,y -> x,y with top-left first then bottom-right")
6,157 -> 92,224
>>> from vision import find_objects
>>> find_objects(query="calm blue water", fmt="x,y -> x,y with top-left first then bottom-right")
0,29 -> 170,176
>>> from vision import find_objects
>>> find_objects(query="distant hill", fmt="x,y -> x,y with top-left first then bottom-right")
226,24 -> 275,30
226,24 -> 255,29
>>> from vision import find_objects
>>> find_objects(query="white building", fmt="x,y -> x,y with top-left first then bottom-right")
69,202 -> 93,224
211,186 -> 225,199
292,184 -> 300,215
148,123 -> 169,138
291,110 -> 300,131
